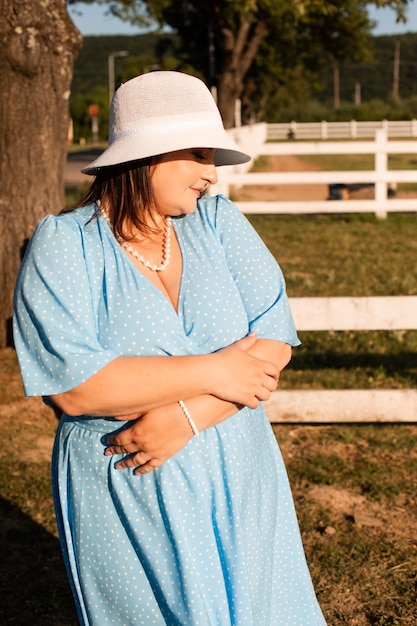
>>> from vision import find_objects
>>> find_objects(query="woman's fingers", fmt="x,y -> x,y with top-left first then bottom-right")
236,369 -> 280,408
133,458 -> 162,475
105,424 -> 143,454
212,337 -> 281,405
113,451 -> 148,469
234,332 -> 258,351
111,451 -> 163,475
103,403 -> 193,474
105,441 -> 139,455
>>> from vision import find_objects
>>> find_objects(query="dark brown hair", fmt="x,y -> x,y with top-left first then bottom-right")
61,157 -> 163,240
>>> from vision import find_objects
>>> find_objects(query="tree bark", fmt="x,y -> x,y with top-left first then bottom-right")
0,0 -> 82,347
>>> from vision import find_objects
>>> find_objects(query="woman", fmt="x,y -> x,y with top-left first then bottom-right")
13,71 -> 326,625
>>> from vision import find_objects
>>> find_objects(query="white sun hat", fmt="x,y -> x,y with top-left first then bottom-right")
81,71 -> 251,174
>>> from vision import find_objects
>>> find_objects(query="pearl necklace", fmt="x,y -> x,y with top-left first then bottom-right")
101,207 -> 172,272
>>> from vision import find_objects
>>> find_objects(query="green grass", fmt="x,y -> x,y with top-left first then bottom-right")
280,328 -> 417,389
247,213 -> 417,298
300,152 -> 417,191
281,428 -> 417,501
247,212 -> 417,390
296,152 -> 417,173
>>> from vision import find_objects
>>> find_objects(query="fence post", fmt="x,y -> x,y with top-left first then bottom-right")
350,119 -> 357,138
320,120 -> 328,140
374,129 -> 388,219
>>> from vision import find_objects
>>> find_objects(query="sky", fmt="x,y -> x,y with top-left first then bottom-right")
68,2 -> 417,37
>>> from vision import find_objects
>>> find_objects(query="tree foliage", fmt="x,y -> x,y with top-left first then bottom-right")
68,0 -> 412,126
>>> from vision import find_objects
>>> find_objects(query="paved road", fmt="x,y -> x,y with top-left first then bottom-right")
65,149 -> 104,185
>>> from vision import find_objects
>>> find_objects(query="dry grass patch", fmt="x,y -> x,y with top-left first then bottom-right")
275,423 -> 417,626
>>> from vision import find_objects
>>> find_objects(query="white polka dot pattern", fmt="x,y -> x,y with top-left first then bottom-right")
14,196 -> 325,625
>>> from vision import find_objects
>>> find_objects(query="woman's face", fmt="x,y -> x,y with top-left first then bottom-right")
150,148 -> 218,217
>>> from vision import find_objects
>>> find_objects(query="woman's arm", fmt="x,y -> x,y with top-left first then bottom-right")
105,339 -> 291,474
51,334 -> 279,416
243,338 -> 292,373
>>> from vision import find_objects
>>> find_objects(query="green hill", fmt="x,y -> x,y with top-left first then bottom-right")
72,33 -> 179,95
69,31 -> 417,136
72,31 -> 417,103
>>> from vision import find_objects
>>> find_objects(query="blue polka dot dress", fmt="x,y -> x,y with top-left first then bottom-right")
13,195 -> 326,625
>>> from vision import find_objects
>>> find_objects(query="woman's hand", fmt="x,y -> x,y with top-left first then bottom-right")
104,403 -> 194,475
104,335 -> 288,475
208,333 -> 279,408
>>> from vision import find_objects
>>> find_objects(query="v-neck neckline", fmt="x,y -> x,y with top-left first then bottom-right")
101,212 -> 186,316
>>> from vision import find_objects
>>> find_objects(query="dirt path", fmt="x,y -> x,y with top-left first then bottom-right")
232,154 -> 329,202
231,153 -> 416,202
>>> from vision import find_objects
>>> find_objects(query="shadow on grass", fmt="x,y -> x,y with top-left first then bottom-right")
0,498 -> 78,626
290,350 -> 417,385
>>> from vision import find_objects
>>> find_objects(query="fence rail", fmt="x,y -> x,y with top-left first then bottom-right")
290,296 -> 417,331
265,296 -> 417,424
267,119 -> 417,141
214,128 -> 417,218
265,390 -> 417,423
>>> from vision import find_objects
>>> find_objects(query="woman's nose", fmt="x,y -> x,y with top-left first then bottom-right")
203,163 -> 218,185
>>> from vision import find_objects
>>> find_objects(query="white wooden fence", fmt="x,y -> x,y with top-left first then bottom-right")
267,119 -> 417,140
215,125 -> 417,423
264,297 -> 417,424
216,127 -> 417,219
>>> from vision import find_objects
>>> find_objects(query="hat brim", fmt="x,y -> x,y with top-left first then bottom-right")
81,128 -> 251,174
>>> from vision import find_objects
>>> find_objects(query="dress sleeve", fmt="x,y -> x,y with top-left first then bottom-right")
13,214 -> 120,397
212,195 -> 301,346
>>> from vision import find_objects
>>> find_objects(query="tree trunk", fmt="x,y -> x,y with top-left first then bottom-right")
0,0 -> 82,347
333,63 -> 340,109
217,71 -> 241,129
216,17 -> 267,128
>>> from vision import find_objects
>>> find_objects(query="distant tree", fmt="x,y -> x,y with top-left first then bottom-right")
296,1 -> 375,109
239,1 -> 373,121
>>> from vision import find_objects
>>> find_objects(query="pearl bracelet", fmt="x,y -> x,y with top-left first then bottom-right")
178,400 -> 199,437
